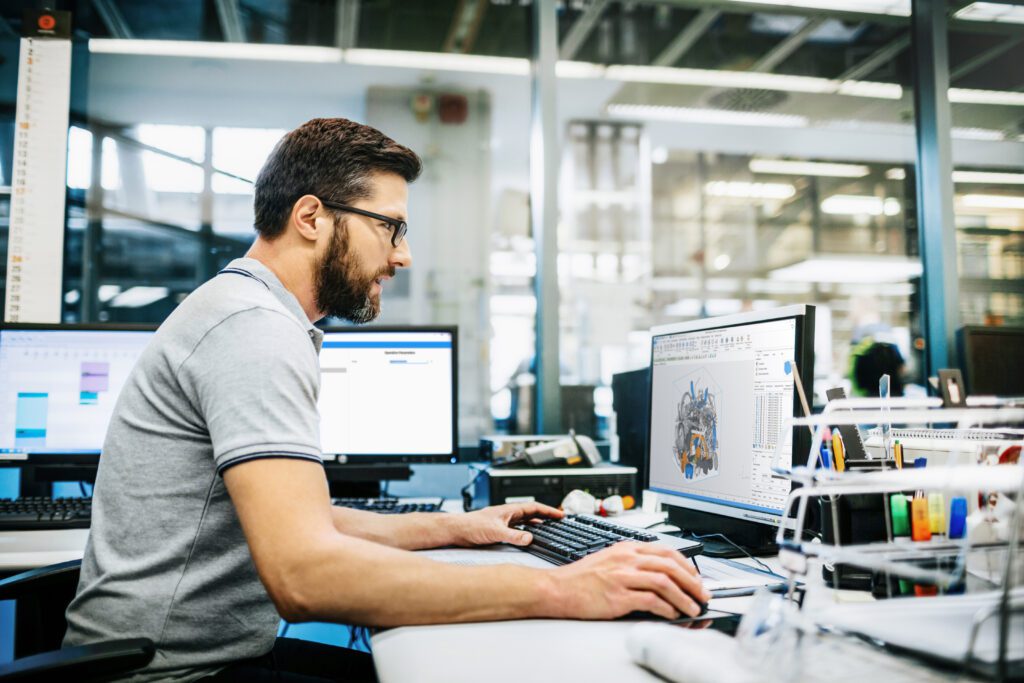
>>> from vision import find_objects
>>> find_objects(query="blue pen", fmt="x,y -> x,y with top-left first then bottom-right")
819,442 -> 832,470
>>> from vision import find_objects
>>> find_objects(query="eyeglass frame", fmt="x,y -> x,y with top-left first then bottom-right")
319,199 -> 408,247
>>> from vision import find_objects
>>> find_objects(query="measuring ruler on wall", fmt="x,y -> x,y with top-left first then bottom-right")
4,10 -> 72,323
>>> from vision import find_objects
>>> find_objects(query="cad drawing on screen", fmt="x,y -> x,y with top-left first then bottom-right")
672,370 -> 721,482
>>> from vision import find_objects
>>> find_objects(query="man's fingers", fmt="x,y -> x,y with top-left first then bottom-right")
633,591 -> 680,621
636,543 -> 701,576
505,501 -> 563,521
627,569 -> 702,618
635,555 -> 710,603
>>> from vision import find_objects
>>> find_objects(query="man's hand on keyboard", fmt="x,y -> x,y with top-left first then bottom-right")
452,502 -> 564,547
550,542 -> 710,620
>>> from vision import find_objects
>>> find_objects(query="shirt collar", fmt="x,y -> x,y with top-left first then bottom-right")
220,257 -> 324,352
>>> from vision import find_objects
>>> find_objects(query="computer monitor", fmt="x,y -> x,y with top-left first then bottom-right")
957,325 -> 1024,397
318,326 -> 457,463
646,305 -> 815,555
0,324 -> 156,463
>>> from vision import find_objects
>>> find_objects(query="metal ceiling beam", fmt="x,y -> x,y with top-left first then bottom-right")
652,7 -> 720,67
215,0 -> 245,43
950,35 -> 1024,82
837,34 -> 910,82
559,0 -> 611,61
334,0 -> 360,49
92,0 -> 134,39
750,16 -> 825,73
443,0 -> 488,54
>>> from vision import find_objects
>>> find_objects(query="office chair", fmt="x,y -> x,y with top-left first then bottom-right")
0,559 -> 154,681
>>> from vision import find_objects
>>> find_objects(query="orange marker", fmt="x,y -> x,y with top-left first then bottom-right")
911,497 -> 932,541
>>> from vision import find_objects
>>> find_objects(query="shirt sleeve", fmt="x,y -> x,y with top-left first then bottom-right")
178,307 -> 323,474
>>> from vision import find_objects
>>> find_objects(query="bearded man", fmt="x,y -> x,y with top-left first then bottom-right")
63,118 -> 708,683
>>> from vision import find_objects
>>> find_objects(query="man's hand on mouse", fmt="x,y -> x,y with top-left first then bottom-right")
547,542 -> 711,620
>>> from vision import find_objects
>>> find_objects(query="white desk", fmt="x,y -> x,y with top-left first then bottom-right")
0,529 -> 88,573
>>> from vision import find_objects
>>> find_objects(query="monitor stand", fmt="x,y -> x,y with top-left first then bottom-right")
667,506 -> 779,559
323,462 -> 413,498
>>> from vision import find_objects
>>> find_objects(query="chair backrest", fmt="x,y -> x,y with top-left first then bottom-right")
0,560 -> 82,658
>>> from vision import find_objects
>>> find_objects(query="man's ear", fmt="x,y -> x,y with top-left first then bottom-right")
291,194 -> 325,243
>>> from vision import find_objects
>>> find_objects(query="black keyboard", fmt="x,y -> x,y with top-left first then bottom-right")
332,497 -> 443,514
0,496 -> 92,530
514,515 -> 702,566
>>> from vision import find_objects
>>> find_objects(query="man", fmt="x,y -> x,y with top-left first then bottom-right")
64,118 -> 709,682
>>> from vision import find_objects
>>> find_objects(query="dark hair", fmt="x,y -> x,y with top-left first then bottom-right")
253,118 -> 422,239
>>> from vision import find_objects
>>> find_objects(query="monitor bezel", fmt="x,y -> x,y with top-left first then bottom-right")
645,305 -> 815,528
0,322 -> 159,465
316,324 -> 459,464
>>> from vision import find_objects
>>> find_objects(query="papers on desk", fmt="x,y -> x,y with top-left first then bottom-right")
696,556 -> 789,595
815,587 -> 1024,677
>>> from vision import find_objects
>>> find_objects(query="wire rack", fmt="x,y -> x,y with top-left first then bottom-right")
763,397 -> 1024,681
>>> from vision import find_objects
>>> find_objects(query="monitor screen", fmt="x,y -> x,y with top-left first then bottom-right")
318,326 -> 457,462
958,326 -> 1024,397
646,306 -> 814,527
0,325 -> 155,458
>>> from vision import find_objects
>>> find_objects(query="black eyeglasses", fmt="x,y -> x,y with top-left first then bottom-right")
320,199 -> 408,247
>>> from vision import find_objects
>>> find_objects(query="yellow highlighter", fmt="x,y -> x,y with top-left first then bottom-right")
894,440 -> 903,469
831,432 -> 846,472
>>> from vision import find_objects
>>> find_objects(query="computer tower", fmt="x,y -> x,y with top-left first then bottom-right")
611,368 -> 650,488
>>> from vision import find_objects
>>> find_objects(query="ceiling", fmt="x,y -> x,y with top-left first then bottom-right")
1,1 -> 1021,138
1,1 -> 1020,92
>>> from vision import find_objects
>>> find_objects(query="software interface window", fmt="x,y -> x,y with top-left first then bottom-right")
648,318 -> 796,517
319,330 -> 454,456
0,329 -> 154,454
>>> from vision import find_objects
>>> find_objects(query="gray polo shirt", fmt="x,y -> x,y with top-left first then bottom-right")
64,258 -> 325,682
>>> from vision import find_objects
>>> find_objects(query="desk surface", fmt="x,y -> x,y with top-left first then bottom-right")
0,529 -> 89,572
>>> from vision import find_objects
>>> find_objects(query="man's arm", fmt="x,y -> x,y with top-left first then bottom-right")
225,458 -> 710,626
328,501 -> 560,550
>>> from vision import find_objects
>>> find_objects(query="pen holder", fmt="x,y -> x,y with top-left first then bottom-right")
819,492 -> 888,591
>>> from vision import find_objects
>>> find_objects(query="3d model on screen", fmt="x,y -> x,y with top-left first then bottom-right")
672,373 -> 721,481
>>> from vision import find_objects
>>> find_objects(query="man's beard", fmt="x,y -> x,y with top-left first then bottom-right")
314,221 -> 395,323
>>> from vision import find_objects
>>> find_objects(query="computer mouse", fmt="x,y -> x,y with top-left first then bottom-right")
622,601 -> 708,621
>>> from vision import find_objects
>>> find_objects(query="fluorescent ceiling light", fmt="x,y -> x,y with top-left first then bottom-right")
836,80 -> 903,99
954,2 -> 1024,24
89,39 -> 342,62
770,255 -> 922,284
704,181 -> 796,199
749,159 -> 869,177
87,40 -> 1024,107
883,169 -> 1024,185
345,48 -> 527,74
556,61 -> 607,79
608,103 -> 808,128
960,194 -> 1024,210
719,0 -> 909,16
110,286 -> 170,308
951,127 -> 1006,141
606,64 -> 834,94
821,194 -> 900,216
949,88 -> 1024,106
953,171 -> 1024,185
